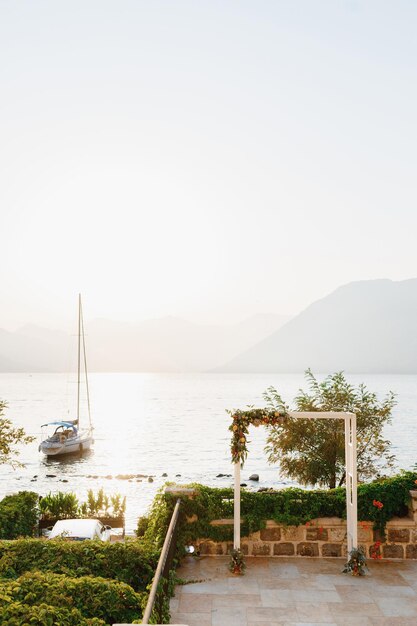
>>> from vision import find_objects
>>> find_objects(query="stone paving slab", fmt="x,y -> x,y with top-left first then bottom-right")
170,556 -> 417,626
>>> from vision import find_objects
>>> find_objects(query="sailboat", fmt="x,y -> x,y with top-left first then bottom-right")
39,295 -> 94,457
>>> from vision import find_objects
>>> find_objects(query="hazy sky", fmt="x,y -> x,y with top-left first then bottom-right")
1,1 -> 417,331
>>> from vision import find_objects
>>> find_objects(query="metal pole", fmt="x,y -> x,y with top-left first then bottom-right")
234,462 -> 240,549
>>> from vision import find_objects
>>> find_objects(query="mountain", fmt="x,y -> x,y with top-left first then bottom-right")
219,279 -> 417,373
0,313 -> 291,372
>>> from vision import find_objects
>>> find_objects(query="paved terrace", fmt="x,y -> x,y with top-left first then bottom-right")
170,556 -> 417,626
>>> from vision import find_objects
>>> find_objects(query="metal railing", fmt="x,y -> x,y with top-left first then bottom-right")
141,498 -> 181,624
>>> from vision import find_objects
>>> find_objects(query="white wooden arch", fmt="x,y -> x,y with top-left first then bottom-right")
233,411 -> 357,554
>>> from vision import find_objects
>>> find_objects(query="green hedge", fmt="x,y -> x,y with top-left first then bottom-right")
0,538 -> 158,592
0,491 -> 39,539
139,471 -> 417,543
0,571 -> 143,624
0,602 -> 105,626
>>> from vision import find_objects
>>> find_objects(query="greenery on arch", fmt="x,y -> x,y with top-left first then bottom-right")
228,407 -> 288,465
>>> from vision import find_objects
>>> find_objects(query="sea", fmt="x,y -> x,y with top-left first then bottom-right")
0,373 -> 416,533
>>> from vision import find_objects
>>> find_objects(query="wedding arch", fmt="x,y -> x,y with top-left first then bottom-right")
230,408 -> 358,553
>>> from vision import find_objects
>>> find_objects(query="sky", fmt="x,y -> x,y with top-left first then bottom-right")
1,0 -> 417,331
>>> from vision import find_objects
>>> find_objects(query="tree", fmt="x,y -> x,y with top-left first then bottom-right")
264,370 -> 396,489
0,400 -> 35,467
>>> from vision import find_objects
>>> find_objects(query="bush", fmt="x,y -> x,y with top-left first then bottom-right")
0,602 -> 105,625
0,539 -> 158,592
39,489 -> 126,520
0,571 -> 143,624
0,491 -> 39,539
39,491 -> 79,519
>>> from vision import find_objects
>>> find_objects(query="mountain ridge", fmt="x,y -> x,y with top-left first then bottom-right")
218,278 -> 417,373
0,313 -> 291,372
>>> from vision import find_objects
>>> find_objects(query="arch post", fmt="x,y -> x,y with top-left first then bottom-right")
345,413 -> 357,553
233,461 -> 240,549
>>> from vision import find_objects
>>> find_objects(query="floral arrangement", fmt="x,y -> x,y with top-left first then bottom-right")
229,407 -> 288,464
372,499 -> 384,510
370,541 -> 382,560
343,546 -> 368,576
229,548 -> 246,575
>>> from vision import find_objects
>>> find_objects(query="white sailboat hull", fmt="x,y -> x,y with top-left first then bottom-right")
39,430 -> 94,457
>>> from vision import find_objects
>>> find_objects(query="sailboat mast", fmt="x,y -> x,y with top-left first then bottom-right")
80,298 -> 92,429
77,294 -> 81,425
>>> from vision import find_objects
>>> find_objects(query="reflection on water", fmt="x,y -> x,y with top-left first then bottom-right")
42,448 -> 95,468
1,372 -> 416,532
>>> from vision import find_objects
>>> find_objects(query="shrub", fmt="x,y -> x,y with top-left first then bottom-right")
0,491 -> 39,539
39,489 -> 126,520
0,602 -> 104,625
79,489 -> 126,518
39,491 -> 79,519
0,539 -> 158,592
0,571 -> 143,624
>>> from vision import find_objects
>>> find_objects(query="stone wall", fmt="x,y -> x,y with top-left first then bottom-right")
188,490 -> 417,560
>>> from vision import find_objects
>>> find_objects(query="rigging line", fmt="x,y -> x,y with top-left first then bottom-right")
80,296 -> 92,430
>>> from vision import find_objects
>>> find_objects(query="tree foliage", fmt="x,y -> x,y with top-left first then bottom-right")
0,400 -> 34,468
264,370 -> 396,488
0,492 -> 39,539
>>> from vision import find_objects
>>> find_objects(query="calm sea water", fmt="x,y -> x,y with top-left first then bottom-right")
1,373 -> 416,532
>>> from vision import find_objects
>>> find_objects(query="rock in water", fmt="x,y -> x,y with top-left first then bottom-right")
249,474 -> 259,481
148,477 -> 154,483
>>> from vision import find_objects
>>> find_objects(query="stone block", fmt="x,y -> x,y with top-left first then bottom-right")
328,527 -> 346,542
260,527 -> 281,541
226,542 -> 249,555
406,544 -> 417,559
282,525 -> 304,541
373,529 -> 387,543
321,543 -> 342,557
251,542 -> 271,556
306,527 -> 328,541
249,530 -> 261,542
387,528 -> 410,543
358,528 -> 372,543
316,517 -> 343,526
382,544 -> 404,559
411,529 -> 417,544
409,490 -> 417,508
297,542 -> 319,557
199,541 -> 224,555
273,542 -> 295,556
165,486 -> 196,498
